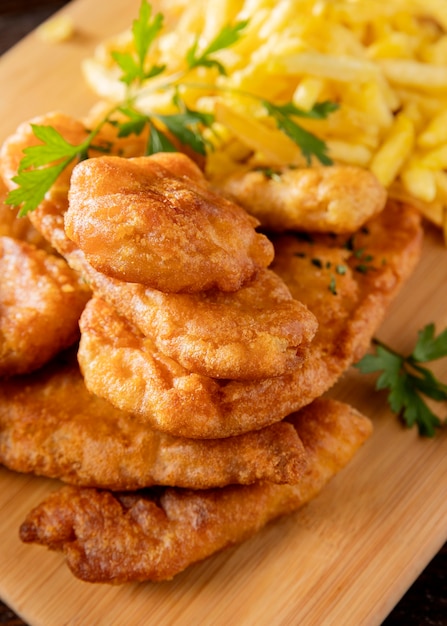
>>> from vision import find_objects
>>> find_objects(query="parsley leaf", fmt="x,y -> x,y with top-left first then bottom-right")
7,160 -> 71,217
355,323 -> 447,437
186,20 -> 249,75
115,106 -> 149,137
147,121 -> 177,153
111,0 -> 165,85
154,106 -> 214,156
262,101 -> 337,165
412,323 -> 447,362
6,124 -> 91,216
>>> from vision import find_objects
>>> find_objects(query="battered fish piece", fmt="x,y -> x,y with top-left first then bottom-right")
75,262 -> 317,381
66,153 -> 274,292
78,202 -> 422,438
215,164 -> 386,233
0,349 -> 307,489
0,236 -> 90,376
19,398 -> 372,583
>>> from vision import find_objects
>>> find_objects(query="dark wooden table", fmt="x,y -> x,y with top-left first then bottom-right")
0,2 -> 446,625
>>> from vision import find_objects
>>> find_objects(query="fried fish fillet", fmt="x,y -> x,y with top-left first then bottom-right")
214,164 -> 387,233
78,201 -> 422,438
66,153 -> 274,292
19,398 -> 372,583
0,236 -> 90,376
0,348 -> 307,489
75,261 -> 317,381
0,114 -> 318,381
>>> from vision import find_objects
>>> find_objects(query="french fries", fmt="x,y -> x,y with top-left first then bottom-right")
83,0 -> 447,236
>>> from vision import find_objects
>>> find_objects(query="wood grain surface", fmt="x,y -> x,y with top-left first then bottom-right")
0,1 -> 446,625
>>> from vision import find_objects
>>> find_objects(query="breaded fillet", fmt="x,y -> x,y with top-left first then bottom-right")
214,164 -> 386,233
66,153 -> 274,292
0,236 -> 90,376
0,349 -> 307,489
75,263 -> 317,381
78,202 -> 422,439
19,398 -> 372,583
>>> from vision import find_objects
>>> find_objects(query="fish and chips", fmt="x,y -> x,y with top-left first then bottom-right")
0,0 -> 435,587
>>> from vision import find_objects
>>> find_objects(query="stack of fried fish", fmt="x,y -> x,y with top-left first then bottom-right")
0,112 -> 422,583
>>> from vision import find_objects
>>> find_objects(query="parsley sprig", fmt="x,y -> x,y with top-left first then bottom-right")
262,101 -> 338,166
356,323 -> 447,437
7,124 -> 101,216
186,20 -> 249,75
6,0 -> 337,215
111,1 -> 165,85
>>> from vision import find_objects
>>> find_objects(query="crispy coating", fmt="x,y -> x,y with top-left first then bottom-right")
78,202 -> 422,438
0,236 -> 90,376
75,263 -> 317,381
0,349 -> 307,489
66,153 -> 274,292
215,165 -> 387,233
19,398 -> 373,583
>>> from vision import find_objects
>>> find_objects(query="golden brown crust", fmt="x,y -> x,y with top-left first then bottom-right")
76,266 -> 317,381
0,237 -> 90,376
78,202 -> 422,439
66,153 -> 274,292
215,164 -> 387,233
0,349 -> 307,489
19,398 -> 372,583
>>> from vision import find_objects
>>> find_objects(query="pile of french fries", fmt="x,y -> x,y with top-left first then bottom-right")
83,0 -> 447,236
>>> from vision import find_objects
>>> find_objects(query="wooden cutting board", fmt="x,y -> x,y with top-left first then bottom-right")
0,1 -> 446,624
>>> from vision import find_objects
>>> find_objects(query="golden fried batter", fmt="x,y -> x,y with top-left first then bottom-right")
66,153 -> 274,292
215,164 -> 387,233
19,398 -> 372,583
0,348 -> 307,489
78,202 -> 422,438
75,262 -> 317,381
0,237 -> 90,376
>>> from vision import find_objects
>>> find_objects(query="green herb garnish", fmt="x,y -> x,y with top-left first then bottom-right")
262,100 -> 337,166
356,323 -> 447,437
186,20 -> 249,75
